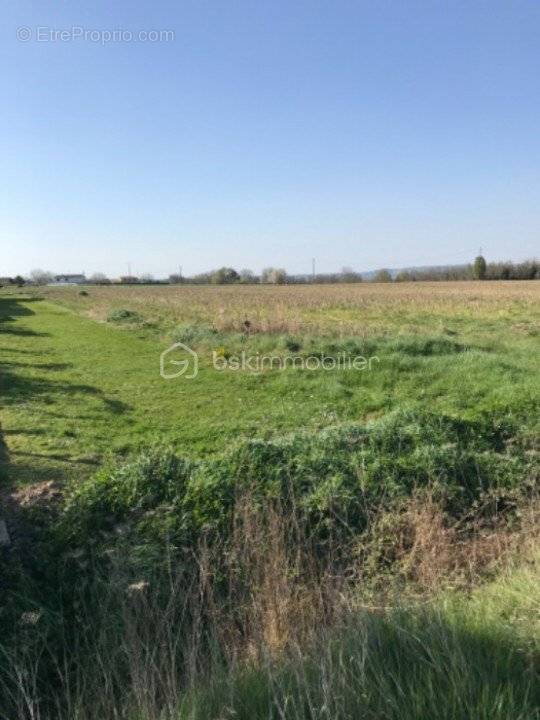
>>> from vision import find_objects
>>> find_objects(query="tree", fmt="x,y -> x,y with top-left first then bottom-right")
395,270 -> 413,282
168,273 -> 183,284
239,268 -> 257,283
12,275 -> 25,286
473,255 -> 487,280
191,272 -> 212,284
30,269 -> 54,285
89,273 -> 110,285
373,269 -> 392,283
211,267 -> 239,284
340,267 -> 362,283
261,267 -> 287,284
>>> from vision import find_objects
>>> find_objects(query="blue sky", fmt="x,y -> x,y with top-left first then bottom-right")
2,1 -> 539,278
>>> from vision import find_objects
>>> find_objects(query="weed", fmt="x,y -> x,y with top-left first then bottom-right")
107,308 -> 143,324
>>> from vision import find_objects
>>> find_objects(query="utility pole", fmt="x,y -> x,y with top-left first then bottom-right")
312,258 -> 316,282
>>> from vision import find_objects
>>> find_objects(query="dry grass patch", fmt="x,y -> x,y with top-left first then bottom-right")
31,280 -> 540,338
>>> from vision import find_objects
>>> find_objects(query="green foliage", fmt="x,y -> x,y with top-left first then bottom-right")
395,270 -> 413,282
282,335 -> 302,352
373,269 -> 393,282
56,408 -> 535,556
1,293 -> 538,488
385,336 -> 466,356
1,291 -> 539,720
474,255 -> 487,280
173,322 -> 220,344
211,267 -> 240,284
107,308 -> 143,323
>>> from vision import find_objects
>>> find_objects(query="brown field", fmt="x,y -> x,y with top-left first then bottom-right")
32,280 -> 540,338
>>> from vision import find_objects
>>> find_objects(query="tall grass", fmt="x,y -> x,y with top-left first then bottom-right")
0,407 -> 537,719
182,565 -> 540,720
1,488 -> 538,720
27,280 -> 540,338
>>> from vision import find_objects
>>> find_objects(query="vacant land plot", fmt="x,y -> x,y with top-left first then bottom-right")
1,281 -> 539,720
0,282 -> 538,486
32,279 -> 540,336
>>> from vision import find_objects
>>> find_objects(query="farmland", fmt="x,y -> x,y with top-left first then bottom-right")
1,281 -> 538,486
33,279 -> 540,335
0,280 -> 539,719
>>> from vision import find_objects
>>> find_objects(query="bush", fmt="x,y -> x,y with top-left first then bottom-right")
173,323 -> 220,345
107,309 -> 143,324
56,408 -> 535,559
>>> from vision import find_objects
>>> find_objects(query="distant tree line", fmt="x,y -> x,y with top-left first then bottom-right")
167,266 -> 363,285
167,267 -> 290,285
5,258 -> 538,287
0,275 -> 26,287
392,258 -> 539,282
127,258 -> 540,284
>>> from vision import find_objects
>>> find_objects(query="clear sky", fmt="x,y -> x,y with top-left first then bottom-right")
2,1 -> 539,278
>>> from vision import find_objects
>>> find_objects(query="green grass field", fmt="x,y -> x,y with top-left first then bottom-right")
0,282 -> 539,719
1,282 -> 538,487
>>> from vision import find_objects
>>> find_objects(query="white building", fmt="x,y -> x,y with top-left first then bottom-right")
50,274 -> 87,285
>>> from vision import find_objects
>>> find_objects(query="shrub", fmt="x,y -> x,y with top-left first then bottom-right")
173,323 -> 220,345
55,408 -> 535,560
107,308 -> 143,324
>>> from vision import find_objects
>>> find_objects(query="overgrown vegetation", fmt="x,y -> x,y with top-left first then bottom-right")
1,403 -> 538,718
0,480 -> 538,719
2,285 -> 538,485
107,308 -> 144,324
0,284 -> 538,719
178,559 -> 540,720
56,408 -> 536,556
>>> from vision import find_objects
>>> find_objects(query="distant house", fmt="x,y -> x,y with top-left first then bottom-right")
50,274 -> 87,286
